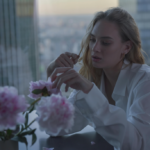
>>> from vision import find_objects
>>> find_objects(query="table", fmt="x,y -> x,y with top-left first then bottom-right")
19,111 -> 114,150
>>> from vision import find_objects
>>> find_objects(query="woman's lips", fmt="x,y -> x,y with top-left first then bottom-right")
92,56 -> 102,62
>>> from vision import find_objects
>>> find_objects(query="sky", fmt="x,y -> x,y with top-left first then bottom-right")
37,0 -> 118,16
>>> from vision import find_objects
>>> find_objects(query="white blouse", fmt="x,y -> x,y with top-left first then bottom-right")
56,59 -> 150,150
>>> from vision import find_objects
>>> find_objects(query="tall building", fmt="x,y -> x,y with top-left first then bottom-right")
119,0 -> 150,64
0,0 -> 39,95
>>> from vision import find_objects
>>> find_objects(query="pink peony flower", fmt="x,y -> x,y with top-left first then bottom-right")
0,86 -> 29,131
36,94 -> 75,136
28,77 -> 61,100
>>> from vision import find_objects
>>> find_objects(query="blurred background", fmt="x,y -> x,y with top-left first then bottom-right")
0,0 -> 150,98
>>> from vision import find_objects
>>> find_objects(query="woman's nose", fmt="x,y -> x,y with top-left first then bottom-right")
92,41 -> 101,52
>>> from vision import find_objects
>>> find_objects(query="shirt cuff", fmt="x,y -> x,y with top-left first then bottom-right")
75,82 -> 107,113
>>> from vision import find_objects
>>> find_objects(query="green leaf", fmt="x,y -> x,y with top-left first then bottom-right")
25,113 -> 29,127
42,87 -> 49,96
0,131 -> 5,140
0,131 -> 3,136
6,129 -> 12,135
12,135 -> 28,148
6,129 -> 13,139
21,125 -> 24,132
19,129 -> 36,137
42,86 -> 48,94
1,131 -> 6,140
31,133 -> 37,146
32,89 -> 42,94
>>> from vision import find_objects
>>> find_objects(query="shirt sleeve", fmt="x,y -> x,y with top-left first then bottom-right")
73,81 -> 150,150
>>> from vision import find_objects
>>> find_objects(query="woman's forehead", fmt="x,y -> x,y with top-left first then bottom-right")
91,20 -> 121,40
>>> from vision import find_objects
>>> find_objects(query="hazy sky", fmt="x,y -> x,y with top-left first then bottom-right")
37,0 -> 118,16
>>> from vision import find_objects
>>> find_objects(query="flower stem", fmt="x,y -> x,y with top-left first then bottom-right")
15,118 -> 36,136
24,118 -> 36,130
30,98 -> 40,106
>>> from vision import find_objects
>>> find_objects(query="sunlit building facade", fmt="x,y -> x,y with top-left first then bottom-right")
0,0 -> 39,95
119,0 -> 150,64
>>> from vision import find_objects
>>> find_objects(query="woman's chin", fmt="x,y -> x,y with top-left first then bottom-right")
92,63 -> 104,69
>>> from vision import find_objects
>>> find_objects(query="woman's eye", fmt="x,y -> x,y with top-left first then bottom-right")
102,41 -> 110,46
90,38 -> 96,42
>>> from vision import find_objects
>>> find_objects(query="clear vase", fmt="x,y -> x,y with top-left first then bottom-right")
0,140 -> 18,150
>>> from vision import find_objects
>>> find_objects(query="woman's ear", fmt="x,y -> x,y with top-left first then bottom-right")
123,40 -> 132,54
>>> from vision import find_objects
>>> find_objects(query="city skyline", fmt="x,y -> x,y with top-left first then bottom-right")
37,0 -> 118,16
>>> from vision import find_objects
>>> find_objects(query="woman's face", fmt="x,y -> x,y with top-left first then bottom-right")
89,20 -> 128,69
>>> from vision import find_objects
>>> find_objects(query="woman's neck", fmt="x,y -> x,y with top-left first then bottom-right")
103,61 -> 123,89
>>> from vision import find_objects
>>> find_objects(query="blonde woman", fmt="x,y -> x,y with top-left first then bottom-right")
47,7 -> 150,150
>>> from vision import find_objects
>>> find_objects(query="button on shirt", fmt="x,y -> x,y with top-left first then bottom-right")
54,59 -> 150,150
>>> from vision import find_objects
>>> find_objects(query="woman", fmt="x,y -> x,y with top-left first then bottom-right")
47,7 -> 150,150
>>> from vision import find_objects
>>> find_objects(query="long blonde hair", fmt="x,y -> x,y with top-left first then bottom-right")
78,7 -> 145,89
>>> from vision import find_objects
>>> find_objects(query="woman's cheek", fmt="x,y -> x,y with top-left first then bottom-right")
89,44 -> 92,51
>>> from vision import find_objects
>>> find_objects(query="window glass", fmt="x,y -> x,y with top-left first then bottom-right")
1,0 -> 150,98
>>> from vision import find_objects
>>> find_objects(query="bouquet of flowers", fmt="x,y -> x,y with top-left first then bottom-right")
0,86 -> 37,148
28,77 -> 75,136
0,77 -> 75,149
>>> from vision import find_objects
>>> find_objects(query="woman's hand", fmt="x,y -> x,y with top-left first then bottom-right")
47,52 -> 79,78
50,67 -> 93,93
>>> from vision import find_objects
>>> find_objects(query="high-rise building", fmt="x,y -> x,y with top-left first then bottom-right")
0,0 -> 39,95
119,0 -> 150,64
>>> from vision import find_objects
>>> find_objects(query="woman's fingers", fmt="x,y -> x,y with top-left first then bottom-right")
55,52 -> 79,69
54,71 -> 77,89
56,60 -> 66,67
60,54 -> 74,67
52,69 -> 77,89
65,79 -> 76,92
65,52 -> 78,59
51,67 -> 72,82
65,52 -> 79,64
74,57 -> 79,64
58,58 -> 70,67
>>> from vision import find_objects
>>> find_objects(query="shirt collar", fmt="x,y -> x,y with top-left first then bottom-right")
100,59 -> 131,97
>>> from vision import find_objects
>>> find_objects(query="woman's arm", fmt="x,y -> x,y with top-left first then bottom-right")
73,81 -> 150,150
49,66 -> 149,148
